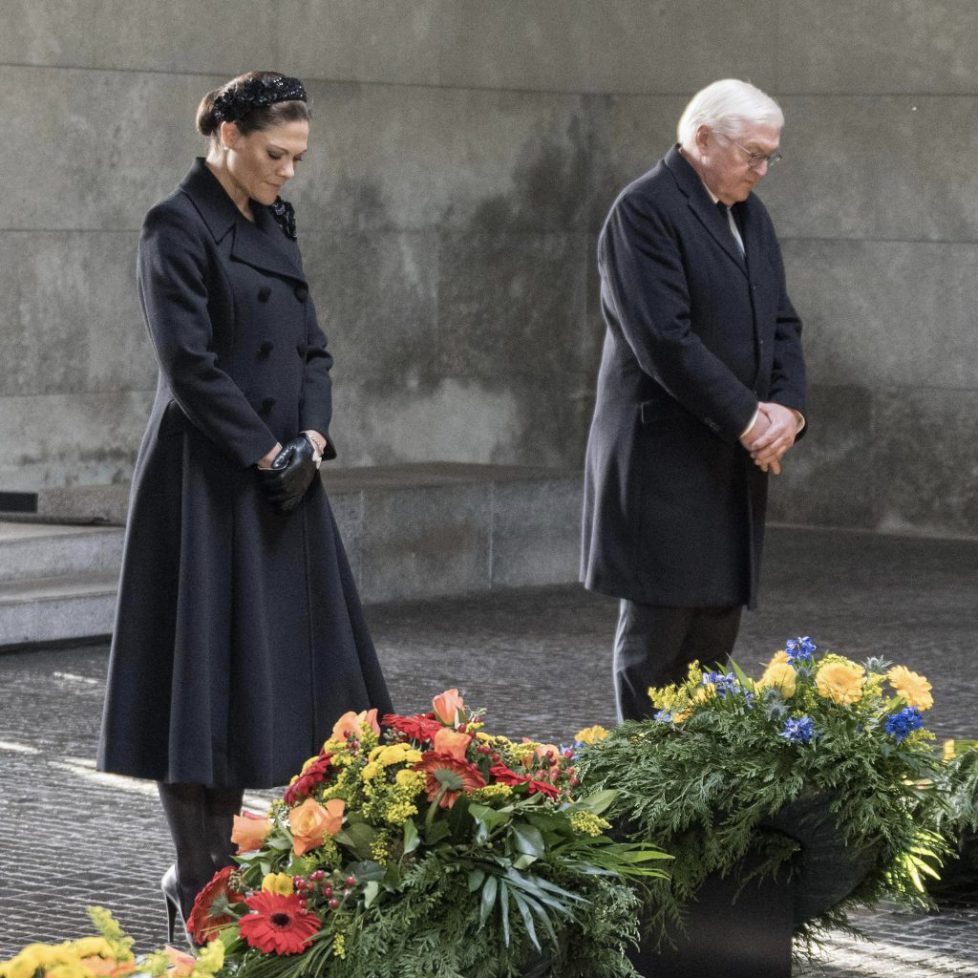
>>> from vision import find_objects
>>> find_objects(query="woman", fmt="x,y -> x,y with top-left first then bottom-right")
96,72 -> 393,942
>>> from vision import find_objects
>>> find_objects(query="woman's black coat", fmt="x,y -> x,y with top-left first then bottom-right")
97,160 -> 392,788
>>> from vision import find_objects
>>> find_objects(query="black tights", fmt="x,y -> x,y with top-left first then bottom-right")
157,782 -> 244,916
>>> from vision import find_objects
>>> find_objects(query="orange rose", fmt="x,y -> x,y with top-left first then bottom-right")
230,810 -> 272,853
289,797 -> 345,855
433,727 -> 472,760
432,688 -> 464,725
330,708 -> 380,742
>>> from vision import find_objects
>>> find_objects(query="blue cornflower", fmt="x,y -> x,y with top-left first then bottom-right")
780,716 -> 815,744
884,707 -> 923,744
701,671 -> 739,699
654,709 -> 673,723
785,636 -> 816,665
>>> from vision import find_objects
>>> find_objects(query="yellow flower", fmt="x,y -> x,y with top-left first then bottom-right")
888,666 -> 934,711
332,934 -> 347,959
69,940 -> 113,960
361,762 -> 381,780
1,951 -> 42,978
574,725 -> 610,745
944,739 -> 957,762
815,660 -> 865,705
395,768 -> 425,790
768,650 -> 790,666
648,684 -> 678,711
569,811 -> 612,836
261,872 -> 295,896
758,661 -> 796,698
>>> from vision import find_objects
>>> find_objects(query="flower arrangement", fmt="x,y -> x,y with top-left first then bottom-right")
577,637 -> 950,952
192,690 -> 668,978
0,909 -> 223,978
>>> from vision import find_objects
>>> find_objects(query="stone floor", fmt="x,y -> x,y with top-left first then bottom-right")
0,524 -> 976,974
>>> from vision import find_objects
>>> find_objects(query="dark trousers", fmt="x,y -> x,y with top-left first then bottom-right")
613,601 -> 743,721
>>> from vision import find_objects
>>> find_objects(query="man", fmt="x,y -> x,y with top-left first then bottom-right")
581,79 -> 806,720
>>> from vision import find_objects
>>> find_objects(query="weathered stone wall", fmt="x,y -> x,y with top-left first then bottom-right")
2,1 -> 975,537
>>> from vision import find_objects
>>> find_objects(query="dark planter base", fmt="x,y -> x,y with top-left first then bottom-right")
628,868 -> 796,978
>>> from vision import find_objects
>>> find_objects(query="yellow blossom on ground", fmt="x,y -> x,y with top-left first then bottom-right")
815,659 -> 865,705
944,739 -> 957,762
261,872 -> 295,896
888,666 -> 934,711
758,661 -> 797,698
575,725 -> 610,744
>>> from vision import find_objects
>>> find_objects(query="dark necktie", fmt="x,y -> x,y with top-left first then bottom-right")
717,201 -> 744,256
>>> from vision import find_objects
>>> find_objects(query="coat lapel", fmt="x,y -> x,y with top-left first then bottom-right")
232,208 -> 307,284
178,158 -> 306,284
664,146 -> 748,276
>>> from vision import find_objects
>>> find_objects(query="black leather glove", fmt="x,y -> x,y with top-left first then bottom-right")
257,436 -> 319,514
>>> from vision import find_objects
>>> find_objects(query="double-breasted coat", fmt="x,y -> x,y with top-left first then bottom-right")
97,159 -> 392,788
581,146 -> 806,609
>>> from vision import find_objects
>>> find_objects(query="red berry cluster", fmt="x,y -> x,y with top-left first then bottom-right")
293,871 -> 359,912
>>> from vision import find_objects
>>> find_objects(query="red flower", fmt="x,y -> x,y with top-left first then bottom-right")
415,752 -> 486,808
187,865 -> 245,945
489,764 -> 561,800
283,752 -> 333,805
383,712 -> 444,744
238,891 -> 321,955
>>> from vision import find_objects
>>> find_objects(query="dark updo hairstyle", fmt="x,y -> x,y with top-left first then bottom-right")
196,71 -> 310,140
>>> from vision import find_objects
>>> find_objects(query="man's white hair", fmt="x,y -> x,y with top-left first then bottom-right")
677,79 -> 784,147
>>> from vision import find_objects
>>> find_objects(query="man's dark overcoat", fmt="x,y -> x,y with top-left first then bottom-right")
97,160 -> 392,788
581,146 -> 806,608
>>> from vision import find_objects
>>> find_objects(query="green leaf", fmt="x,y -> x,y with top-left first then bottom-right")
402,817 -> 420,854
468,868 -> 486,892
512,890 -> 541,951
363,879 -> 380,908
500,880 -> 511,947
512,823 -> 546,858
577,789 -> 618,815
479,873 -> 498,927
424,820 -> 451,845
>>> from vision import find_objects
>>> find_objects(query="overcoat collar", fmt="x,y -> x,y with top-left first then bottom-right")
664,145 -> 748,276
178,158 -> 306,284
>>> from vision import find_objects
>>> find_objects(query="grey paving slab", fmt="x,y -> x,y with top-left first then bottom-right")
0,525 -> 976,973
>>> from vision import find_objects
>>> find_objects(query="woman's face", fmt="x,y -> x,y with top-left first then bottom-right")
221,118 -> 309,206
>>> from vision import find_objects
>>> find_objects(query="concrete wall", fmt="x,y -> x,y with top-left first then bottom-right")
3,1 -> 976,538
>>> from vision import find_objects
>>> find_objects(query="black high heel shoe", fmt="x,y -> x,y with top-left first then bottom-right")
161,865 -> 192,946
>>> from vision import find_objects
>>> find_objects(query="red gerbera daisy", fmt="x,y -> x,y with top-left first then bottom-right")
186,865 -> 245,945
383,712 -> 444,744
283,751 -> 333,805
489,764 -> 561,800
416,752 -> 486,808
238,891 -> 321,955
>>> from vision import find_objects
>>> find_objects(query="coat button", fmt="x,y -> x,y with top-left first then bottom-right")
258,341 -> 274,358
258,286 -> 272,302
294,285 -> 308,302
260,397 -> 276,415
296,343 -> 307,359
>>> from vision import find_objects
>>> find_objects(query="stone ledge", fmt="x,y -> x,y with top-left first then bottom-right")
0,464 -> 584,646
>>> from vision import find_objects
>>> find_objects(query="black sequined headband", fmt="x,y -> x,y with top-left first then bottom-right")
212,75 -> 307,124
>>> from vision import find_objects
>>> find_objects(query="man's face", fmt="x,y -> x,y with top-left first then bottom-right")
696,123 -> 781,205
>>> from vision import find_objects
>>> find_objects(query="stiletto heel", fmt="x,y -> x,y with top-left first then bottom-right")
161,865 -> 190,946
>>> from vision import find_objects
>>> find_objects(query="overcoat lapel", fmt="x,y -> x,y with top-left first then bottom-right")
178,158 -> 306,284
664,146 -> 748,276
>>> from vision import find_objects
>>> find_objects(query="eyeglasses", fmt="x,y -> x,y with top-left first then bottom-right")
718,133 -> 783,170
